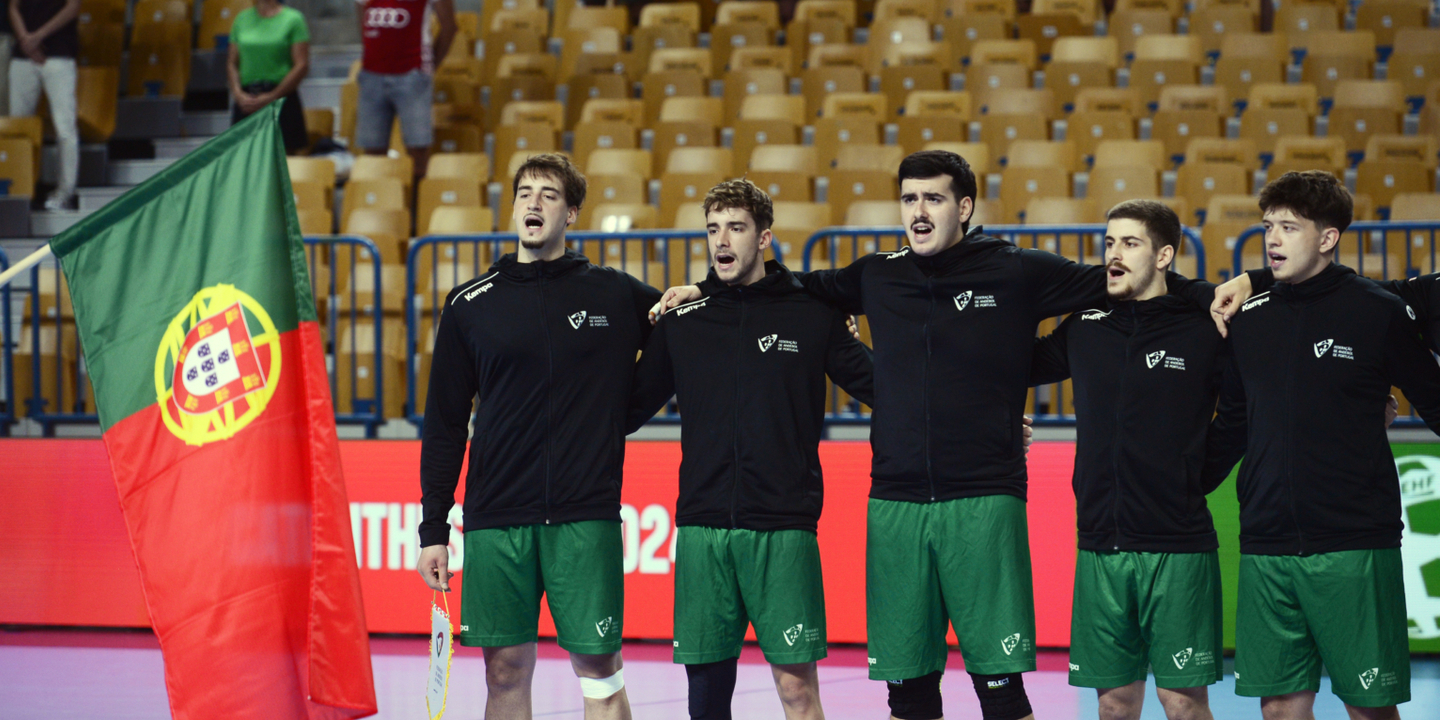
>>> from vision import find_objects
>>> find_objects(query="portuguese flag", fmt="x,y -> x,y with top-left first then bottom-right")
50,104 -> 377,718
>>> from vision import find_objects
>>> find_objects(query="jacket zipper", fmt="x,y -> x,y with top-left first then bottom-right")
732,288 -> 745,527
1112,305 -> 1137,551
539,270 -> 554,524
923,277 -> 936,501
1287,304 -> 1305,554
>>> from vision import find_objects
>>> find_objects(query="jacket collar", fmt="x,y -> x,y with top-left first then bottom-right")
908,226 -> 1010,276
1109,292 -> 1194,318
492,248 -> 591,280
1274,262 -> 1353,302
705,260 -> 802,296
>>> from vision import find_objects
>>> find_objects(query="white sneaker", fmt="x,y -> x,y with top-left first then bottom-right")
44,191 -> 74,211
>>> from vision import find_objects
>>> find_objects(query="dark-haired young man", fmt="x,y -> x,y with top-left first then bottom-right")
1203,171 -> 1440,720
417,153 -> 660,720
655,151 -> 1239,720
1031,200 -> 1226,720
628,179 -> 874,720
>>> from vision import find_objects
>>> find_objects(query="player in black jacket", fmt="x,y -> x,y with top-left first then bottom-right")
1201,171 -> 1440,719
1030,201 -> 1228,720
627,180 -> 874,720
650,151 -> 1242,720
416,154 -> 659,720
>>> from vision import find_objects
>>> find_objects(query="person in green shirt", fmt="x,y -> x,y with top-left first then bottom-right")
226,0 -> 310,153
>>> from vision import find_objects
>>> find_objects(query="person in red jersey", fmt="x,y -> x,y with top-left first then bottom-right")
353,0 -> 454,179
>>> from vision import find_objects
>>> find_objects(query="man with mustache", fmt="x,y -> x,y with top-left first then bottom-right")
417,153 -> 661,720
628,178 -> 874,719
652,151 -> 1248,720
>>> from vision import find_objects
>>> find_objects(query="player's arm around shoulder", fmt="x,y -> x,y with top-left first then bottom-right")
823,307 -> 875,407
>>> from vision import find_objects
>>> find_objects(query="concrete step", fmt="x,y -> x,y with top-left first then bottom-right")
153,137 -> 217,159
180,111 -> 231,137
40,144 -> 109,188
77,186 -> 133,214
108,158 -> 174,186
115,97 -> 183,139
29,210 -> 90,237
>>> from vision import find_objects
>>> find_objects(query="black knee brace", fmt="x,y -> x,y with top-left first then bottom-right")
686,658 -> 737,720
969,672 -> 1032,720
886,670 -> 943,720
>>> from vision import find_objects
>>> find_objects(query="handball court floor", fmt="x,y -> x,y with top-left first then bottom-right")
3,630 -> 1437,719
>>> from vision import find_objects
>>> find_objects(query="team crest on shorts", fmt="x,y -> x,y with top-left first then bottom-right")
596,616 -> 613,637
1001,633 -> 1021,655
155,285 -> 281,446
1172,648 -> 1193,669
1358,668 -> 1379,689
783,624 -> 804,646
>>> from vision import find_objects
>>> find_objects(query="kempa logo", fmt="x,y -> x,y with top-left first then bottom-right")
1001,633 -> 1021,655
675,300 -> 707,316
1081,310 -> 1111,321
569,311 -> 588,329
463,282 -> 493,301
1069,662 -> 1080,672
884,247 -> 911,260
759,334 -> 778,352
596,616 -> 613,637
1173,648 -> 1194,669
1242,292 -> 1271,312
783,624 -> 804,646
955,291 -> 973,311
1359,668 -> 1380,690
1147,351 -> 1166,368
1315,339 -> 1334,358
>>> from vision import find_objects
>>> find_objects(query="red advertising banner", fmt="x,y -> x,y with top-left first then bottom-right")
0,439 -> 1079,646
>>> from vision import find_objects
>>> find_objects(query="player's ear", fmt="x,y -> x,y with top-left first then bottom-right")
1156,243 -> 1175,271
958,196 -> 974,226
566,205 -> 579,227
1319,226 -> 1341,256
758,228 -> 773,252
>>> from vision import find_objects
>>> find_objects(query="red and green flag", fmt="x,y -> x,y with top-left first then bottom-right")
50,103 -> 377,719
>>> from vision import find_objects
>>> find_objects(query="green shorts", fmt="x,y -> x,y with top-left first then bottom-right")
1235,549 -> 1410,707
458,520 -> 624,654
672,526 -> 827,665
1068,550 -> 1222,689
865,495 -> 1036,680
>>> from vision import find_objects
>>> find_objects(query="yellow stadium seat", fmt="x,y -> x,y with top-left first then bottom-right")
417,178 -> 484,235
0,139 -> 36,197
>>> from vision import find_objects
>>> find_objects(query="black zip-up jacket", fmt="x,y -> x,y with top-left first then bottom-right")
626,262 -> 875,532
1202,263 -> 1440,555
797,227 -> 1213,503
1031,294 -> 1228,553
418,250 -> 661,546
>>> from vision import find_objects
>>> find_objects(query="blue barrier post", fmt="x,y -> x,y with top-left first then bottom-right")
0,248 -> 11,436
304,235 -> 386,438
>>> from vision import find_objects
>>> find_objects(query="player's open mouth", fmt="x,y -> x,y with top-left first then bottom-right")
911,221 -> 933,240
1107,264 -> 1127,279
1269,251 -> 1286,270
523,215 -> 544,231
715,251 -> 735,270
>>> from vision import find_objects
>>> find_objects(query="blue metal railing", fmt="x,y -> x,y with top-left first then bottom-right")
403,231 -> 786,428
304,235 -> 387,438
22,263 -> 93,435
1234,220 -> 1440,428
0,248 -> 11,436
802,224 -> 1208,425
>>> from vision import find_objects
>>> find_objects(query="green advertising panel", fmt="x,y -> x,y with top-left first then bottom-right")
1211,443 -> 1440,653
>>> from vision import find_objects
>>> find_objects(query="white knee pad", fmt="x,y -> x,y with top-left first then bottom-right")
579,669 -> 625,699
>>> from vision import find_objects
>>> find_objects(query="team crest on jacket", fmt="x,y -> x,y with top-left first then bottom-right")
954,291 -> 972,311
1315,339 -> 1334,358
155,285 -> 281,446
759,334 -> 778,352
1147,351 -> 1165,368
569,311 -> 587,329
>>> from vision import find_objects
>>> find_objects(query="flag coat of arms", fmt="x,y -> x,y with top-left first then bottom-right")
49,104 -> 377,719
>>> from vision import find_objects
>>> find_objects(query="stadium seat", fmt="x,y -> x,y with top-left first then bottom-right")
1093,139 -> 1167,170
1151,86 -> 1228,162
1044,36 -> 1120,111
879,66 -> 948,120
641,69 -> 709,126
587,149 -> 654,180
1176,162 -> 1248,226
640,1 -> 702,30
417,178 -> 484,235
341,179 -> 408,234
126,44 -> 188,96
1365,134 -> 1438,168
826,168 -> 897,224
289,157 -> 337,196
428,153 -> 491,184
198,0 -> 249,49
724,68 -> 788,120
1184,137 -> 1261,173
924,140 -> 992,176
938,13 -> 1007,69
732,94 -> 805,171
1213,33 -> 1288,110
659,171 -> 727,227
344,207 -> 410,265
771,201 -> 833,260
1064,110 -> 1135,161
291,180 -> 330,216
1355,0 -> 1425,50
1129,35 -> 1202,109
1001,140 -> 1077,222
897,91 -> 973,154
845,200 -> 902,226
785,16 -> 850,71
1107,9 -> 1174,60
1239,84 -> 1317,156
0,138 -> 36,197
821,92 -> 888,121
731,46 -> 793,75
1202,194 -> 1265,275
1391,193 -> 1440,220
977,88 -> 1056,164
1190,5 -> 1257,57
800,66 -> 866,120
1275,3 -> 1340,43
77,10 -> 123,67
1088,165 -> 1160,216
795,0 -> 858,28
666,147 -> 736,175
1328,80 -> 1405,155
1299,31 -> 1377,100
353,155 -> 415,195
579,175 -> 649,230
717,0 -> 782,29
865,16 -> 932,74
1268,136 -> 1348,177
566,5 -> 630,35
749,144 -> 819,201
1074,87 -> 1143,115
1356,160 -> 1433,214
710,22 -> 777,74
1017,10 -> 1088,60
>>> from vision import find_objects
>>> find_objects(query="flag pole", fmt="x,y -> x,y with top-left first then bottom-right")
0,244 -> 53,288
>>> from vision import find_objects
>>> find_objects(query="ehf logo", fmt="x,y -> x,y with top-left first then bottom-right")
954,291 -> 972,312
1001,633 -> 1021,655
569,311 -> 588,329
1314,339 -> 1334,358
759,334 -> 778,352
1147,351 -> 1166,369
1393,454 -> 1440,639
783,624 -> 804,646
156,285 -> 280,447
1172,648 -> 1193,669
